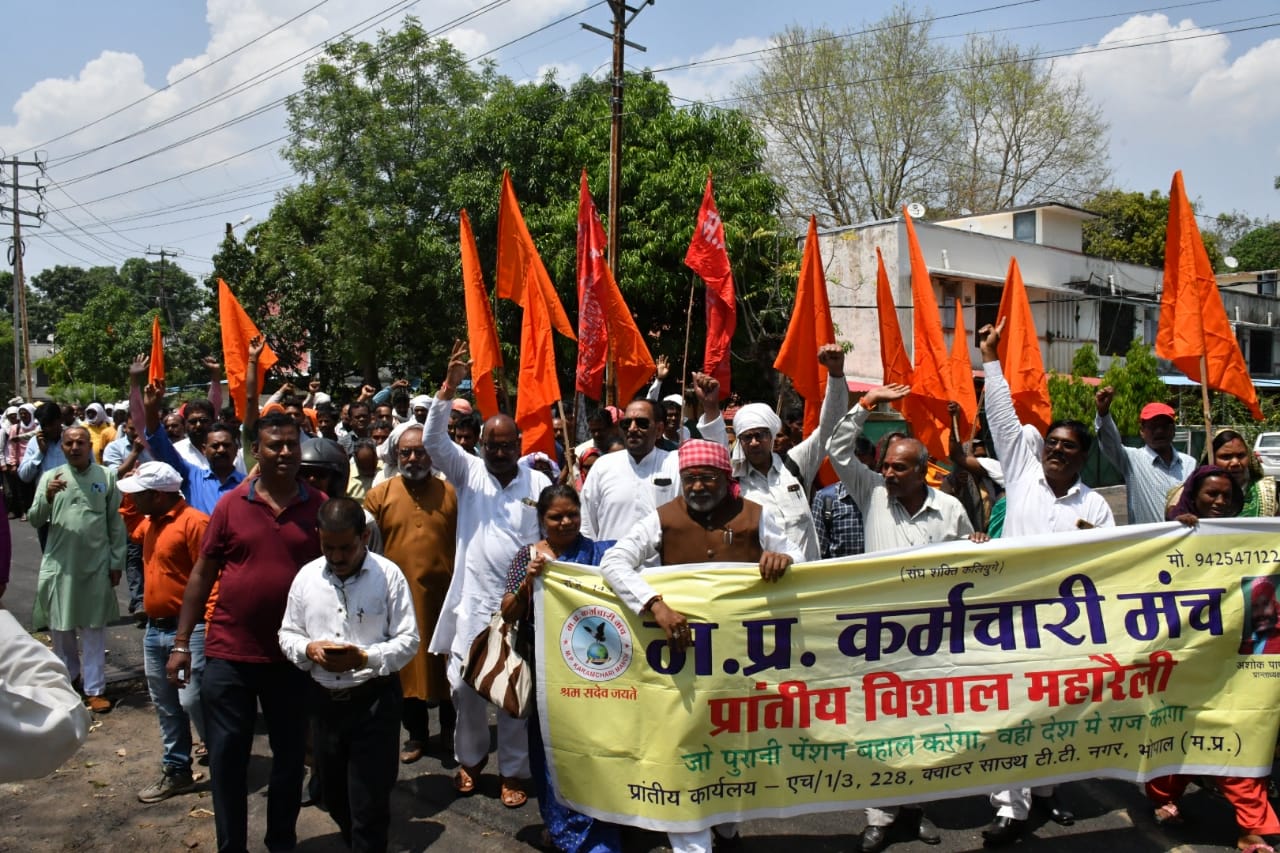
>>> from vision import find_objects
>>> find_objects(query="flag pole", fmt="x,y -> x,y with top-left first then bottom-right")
679,275 -> 697,406
559,401 -> 577,483
1199,353 -> 1214,462
494,366 -> 512,416
969,387 -> 986,442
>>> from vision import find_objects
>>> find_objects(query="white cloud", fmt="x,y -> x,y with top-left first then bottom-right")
652,36 -> 773,105
1055,14 -> 1280,217
0,0 -> 601,277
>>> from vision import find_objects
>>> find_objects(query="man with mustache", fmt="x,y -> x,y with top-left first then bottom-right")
978,318 -> 1114,845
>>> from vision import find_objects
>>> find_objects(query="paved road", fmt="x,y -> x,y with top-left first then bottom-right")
4,490 -> 1253,851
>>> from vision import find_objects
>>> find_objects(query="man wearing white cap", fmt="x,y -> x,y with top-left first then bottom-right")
118,461 -> 211,803
731,345 -> 849,561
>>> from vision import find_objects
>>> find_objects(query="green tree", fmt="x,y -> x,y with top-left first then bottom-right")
1229,223 -> 1280,272
46,288 -> 161,392
1047,343 -> 1098,424
238,20 -> 792,401
1099,340 -> 1168,435
735,7 -> 1109,225
1082,188 -> 1223,269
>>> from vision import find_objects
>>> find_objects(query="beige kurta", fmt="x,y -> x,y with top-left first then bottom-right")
362,474 -> 457,701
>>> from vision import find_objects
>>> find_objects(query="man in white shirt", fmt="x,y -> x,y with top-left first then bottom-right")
279,497 -> 418,853
425,342 -> 548,808
582,372 -> 727,542
979,318 -> 1114,845
828,382 -> 986,851
598,439 -> 803,853
1094,389 -> 1195,525
732,344 -> 849,560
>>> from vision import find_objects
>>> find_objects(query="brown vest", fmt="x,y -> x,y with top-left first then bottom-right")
656,495 -> 764,564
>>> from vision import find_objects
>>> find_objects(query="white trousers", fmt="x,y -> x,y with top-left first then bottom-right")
450,678 -> 530,778
668,824 -> 738,853
51,627 -> 106,696
989,784 -> 1055,820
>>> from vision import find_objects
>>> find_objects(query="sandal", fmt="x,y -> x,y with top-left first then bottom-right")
500,776 -> 529,808
1239,835 -> 1275,853
453,759 -> 486,795
193,742 -> 208,760
1154,802 -> 1184,826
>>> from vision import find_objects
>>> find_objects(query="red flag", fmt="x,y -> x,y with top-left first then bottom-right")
903,207 -> 955,459
148,315 -> 165,385
218,279 -> 277,420
949,297 -> 979,435
460,209 -> 503,417
575,171 -> 654,403
995,257 -> 1053,432
495,171 -> 574,339
684,175 -> 736,398
773,216 -> 835,435
1157,170 -> 1261,419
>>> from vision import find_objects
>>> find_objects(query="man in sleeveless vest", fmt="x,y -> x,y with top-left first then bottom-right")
599,439 -> 804,853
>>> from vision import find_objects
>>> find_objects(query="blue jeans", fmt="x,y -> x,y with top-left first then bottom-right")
143,622 -> 206,771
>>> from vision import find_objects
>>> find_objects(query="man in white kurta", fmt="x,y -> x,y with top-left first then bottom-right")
582,373 -> 728,542
731,344 -> 849,560
979,318 -> 1114,845
424,354 -> 548,799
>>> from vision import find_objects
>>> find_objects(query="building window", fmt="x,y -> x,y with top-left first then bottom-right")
940,281 -> 959,330
1259,271 -> 1277,297
975,284 -> 1002,331
1249,330 -> 1273,375
1013,211 -> 1036,244
1099,300 -> 1136,356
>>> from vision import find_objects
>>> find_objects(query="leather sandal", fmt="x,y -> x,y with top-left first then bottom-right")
500,776 -> 528,808
1154,802 -> 1183,826
453,759 -> 486,795
1239,835 -> 1276,853
400,740 -> 425,764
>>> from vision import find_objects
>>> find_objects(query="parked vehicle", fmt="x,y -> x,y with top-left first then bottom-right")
1254,432 -> 1280,478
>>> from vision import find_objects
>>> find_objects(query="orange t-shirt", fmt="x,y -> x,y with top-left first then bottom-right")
130,500 -> 211,619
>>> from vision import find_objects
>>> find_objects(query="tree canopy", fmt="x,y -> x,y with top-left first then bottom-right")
1229,223 -> 1280,272
733,5 -> 1109,226
1081,188 -> 1223,270
217,19 -> 794,401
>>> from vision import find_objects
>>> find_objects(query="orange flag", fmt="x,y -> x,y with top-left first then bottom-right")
514,268 -> 562,457
875,247 -> 912,414
495,171 -> 574,339
148,315 -> 165,385
218,279 -> 277,420
460,209 -> 503,417
903,207 -> 955,460
684,174 -> 736,397
575,171 -> 655,403
773,216 -> 835,435
995,257 -> 1053,433
1157,170 -> 1261,419
948,298 -> 979,436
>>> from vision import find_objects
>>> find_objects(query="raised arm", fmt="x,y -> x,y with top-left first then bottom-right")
977,319 -> 1036,479
1092,386 -> 1130,475
827,384 -> 904,511
423,340 -> 475,485
692,372 -> 727,446
788,344 -> 850,482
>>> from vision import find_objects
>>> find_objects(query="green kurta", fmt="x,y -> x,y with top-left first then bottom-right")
28,463 -> 125,631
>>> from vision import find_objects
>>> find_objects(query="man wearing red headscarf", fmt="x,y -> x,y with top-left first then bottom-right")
598,438 -> 804,853
1241,577 -> 1280,655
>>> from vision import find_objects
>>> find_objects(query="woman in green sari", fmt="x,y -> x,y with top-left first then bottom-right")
1167,429 -> 1277,517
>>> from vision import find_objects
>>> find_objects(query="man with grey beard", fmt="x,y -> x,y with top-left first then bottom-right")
361,423 -> 459,764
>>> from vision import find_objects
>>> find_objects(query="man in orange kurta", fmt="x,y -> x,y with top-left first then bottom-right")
361,422 -> 458,764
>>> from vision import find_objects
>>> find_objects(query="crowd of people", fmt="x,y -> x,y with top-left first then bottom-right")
2,319 -> 1278,853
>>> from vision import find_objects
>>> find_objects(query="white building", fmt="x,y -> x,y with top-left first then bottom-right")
815,203 -> 1280,386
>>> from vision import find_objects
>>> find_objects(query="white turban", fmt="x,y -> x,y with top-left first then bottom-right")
85,403 -> 108,426
728,402 -> 782,477
381,420 -> 426,472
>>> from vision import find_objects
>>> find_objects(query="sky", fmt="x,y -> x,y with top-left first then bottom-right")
2,0 -> 1278,288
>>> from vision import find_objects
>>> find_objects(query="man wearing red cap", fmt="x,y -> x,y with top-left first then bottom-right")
599,438 -> 803,853
1094,389 -> 1195,525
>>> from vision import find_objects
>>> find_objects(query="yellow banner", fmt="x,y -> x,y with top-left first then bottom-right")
535,520 -> 1280,833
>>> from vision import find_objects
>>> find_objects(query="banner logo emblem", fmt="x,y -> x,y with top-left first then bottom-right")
561,605 -> 632,682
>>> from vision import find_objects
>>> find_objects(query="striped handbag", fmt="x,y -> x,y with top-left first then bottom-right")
462,610 -> 533,719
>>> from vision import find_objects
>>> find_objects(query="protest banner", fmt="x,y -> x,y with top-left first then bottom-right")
535,520 -> 1280,833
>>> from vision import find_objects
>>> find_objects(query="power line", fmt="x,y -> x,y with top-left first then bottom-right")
16,0 -> 337,156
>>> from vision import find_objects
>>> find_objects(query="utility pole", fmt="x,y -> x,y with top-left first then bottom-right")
0,154 -> 46,400
145,246 -> 182,332
581,0 -> 653,276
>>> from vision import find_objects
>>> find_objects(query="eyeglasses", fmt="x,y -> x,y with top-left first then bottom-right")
397,447 -> 428,459
1044,436 -> 1080,451
483,441 -> 520,454
738,430 -> 772,445
619,417 -> 651,431
681,473 -> 724,487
